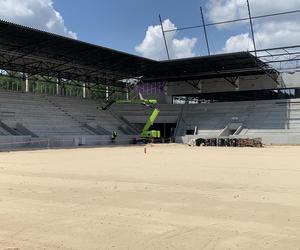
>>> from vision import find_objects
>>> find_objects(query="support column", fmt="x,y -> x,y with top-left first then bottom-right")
22,73 -> 29,93
58,78 -> 66,96
106,86 -> 109,101
83,82 -> 86,98
25,74 -> 29,92
56,78 -> 60,96
126,87 -> 129,101
197,80 -> 203,93
61,83 -> 66,96
85,82 -> 91,98
235,77 -> 240,91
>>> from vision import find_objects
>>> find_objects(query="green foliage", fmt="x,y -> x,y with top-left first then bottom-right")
90,85 -> 127,101
0,72 -> 23,91
90,84 -> 107,100
0,72 -> 83,97
0,72 -> 127,100
29,76 -> 56,94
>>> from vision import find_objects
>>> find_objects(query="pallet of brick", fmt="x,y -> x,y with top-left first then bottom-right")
253,138 -> 263,147
239,138 -> 250,147
230,139 -> 238,147
237,138 -> 245,147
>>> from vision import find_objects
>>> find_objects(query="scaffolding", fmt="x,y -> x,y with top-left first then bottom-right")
159,2 -> 300,72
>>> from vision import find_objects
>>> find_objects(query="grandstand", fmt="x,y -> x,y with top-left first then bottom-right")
0,19 -> 300,149
0,90 -> 137,148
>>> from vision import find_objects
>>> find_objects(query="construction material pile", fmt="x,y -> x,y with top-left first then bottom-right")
193,138 -> 263,147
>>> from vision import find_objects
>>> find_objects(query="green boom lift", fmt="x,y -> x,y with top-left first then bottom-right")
101,96 -> 161,140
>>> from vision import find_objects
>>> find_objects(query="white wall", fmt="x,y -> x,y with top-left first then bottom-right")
164,72 -> 300,104
281,72 -> 300,88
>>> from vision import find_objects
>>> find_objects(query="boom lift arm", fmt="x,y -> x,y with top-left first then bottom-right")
100,95 -> 161,139
140,108 -> 160,138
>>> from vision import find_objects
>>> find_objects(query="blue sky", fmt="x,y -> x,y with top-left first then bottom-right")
0,0 -> 299,60
52,0 -> 245,56
53,1 -> 201,51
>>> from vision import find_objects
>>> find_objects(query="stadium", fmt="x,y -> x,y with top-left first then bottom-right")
1,20 -> 300,148
1,1 -> 300,249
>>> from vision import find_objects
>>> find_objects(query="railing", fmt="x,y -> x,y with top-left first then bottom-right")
0,136 -> 136,151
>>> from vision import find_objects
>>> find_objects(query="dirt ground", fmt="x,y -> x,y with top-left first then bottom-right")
0,144 -> 300,250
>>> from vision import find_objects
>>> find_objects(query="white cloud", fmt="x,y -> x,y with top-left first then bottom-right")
135,19 -> 197,60
0,0 -> 77,39
223,33 -> 254,52
206,0 -> 300,52
206,0 -> 248,29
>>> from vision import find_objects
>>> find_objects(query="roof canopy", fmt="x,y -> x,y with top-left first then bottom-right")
142,52 -> 273,82
0,19 -> 276,87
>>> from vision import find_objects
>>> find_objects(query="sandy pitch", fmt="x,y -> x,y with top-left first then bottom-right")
0,144 -> 300,250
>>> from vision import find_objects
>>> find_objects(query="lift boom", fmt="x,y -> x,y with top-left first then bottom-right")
141,108 -> 160,138
101,97 -> 161,139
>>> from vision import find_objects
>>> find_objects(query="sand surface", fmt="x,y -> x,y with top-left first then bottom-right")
0,144 -> 300,250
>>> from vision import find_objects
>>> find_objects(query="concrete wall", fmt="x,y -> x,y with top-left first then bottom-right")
0,135 -> 136,150
0,136 -> 32,149
165,72 -> 300,104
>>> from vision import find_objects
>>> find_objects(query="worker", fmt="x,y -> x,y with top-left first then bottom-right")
111,131 -> 117,143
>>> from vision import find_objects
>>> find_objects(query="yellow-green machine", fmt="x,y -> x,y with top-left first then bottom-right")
102,98 -> 161,139
139,100 -> 160,139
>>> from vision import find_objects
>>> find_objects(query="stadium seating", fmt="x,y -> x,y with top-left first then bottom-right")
0,90 -> 136,139
111,99 -> 300,144
110,103 -> 181,124
177,99 -> 300,144
1,89 -> 300,146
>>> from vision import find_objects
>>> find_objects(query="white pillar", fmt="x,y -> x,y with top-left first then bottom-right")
56,78 -> 60,95
57,78 -> 66,96
197,80 -> 202,93
106,86 -> 109,101
25,74 -> 29,92
83,82 -> 86,98
22,73 -> 29,93
235,77 -> 240,91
